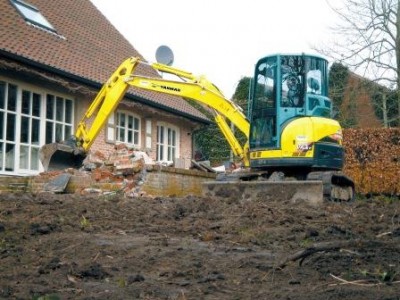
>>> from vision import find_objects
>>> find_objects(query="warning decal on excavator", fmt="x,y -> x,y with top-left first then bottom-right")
293,135 -> 312,155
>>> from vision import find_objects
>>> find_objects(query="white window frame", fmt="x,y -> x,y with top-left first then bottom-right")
19,89 -> 42,171
0,81 -> 19,173
115,111 -> 141,148
0,76 -> 74,175
145,119 -> 152,150
44,94 -> 74,144
156,122 -> 180,163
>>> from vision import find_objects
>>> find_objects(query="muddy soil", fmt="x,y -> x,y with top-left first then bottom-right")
0,192 -> 399,299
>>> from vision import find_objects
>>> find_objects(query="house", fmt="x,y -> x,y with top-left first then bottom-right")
0,0 -> 210,176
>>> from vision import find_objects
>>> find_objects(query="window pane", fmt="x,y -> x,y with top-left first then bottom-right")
56,97 -> 64,121
127,131 -> 133,143
32,93 -> 41,117
55,123 -> 62,142
64,125 -> 72,138
19,145 -> 29,169
0,112 -> 3,140
168,128 -> 172,144
0,82 -> 5,109
6,114 -> 15,141
7,84 -> 17,112
21,116 -> 29,143
119,128 -> 125,141
5,143 -> 14,171
119,113 -> 125,127
159,126 -> 164,143
22,90 -> 30,114
32,119 -> 39,144
0,141 -> 3,170
30,147 -> 39,170
46,95 -> 54,119
134,118 -> 139,130
134,132 -> 139,144
159,145 -> 164,160
65,99 -> 73,123
45,122 -> 53,144
128,116 -> 133,129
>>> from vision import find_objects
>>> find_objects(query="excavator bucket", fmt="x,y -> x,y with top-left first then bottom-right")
40,141 -> 86,171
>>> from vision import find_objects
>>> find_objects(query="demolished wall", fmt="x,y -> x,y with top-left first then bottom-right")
29,144 -> 216,197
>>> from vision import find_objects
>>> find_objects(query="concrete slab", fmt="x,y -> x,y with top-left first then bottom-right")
43,173 -> 72,193
202,180 -> 324,206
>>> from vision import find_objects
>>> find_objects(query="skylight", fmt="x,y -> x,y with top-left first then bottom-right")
10,0 -> 56,32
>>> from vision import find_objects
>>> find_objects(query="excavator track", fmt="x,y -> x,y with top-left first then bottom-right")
306,171 -> 355,202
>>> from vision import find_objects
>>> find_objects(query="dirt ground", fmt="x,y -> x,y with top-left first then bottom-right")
0,192 -> 400,300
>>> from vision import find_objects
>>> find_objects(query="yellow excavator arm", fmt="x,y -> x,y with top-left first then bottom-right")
74,57 -> 250,166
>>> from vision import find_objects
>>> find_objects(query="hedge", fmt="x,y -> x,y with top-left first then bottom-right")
343,128 -> 400,195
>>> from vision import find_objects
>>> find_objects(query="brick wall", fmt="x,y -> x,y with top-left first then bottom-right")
0,176 -> 30,193
27,167 -> 216,197
78,96 -> 200,167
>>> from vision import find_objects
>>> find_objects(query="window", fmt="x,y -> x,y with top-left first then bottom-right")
156,124 -> 179,162
45,95 -> 73,144
116,112 -> 141,147
19,90 -> 41,170
10,0 -> 56,32
0,82 -> 18,172
251,57 -> 278,148
0,79 -> 74,174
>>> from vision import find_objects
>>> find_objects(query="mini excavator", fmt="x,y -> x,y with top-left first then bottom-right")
40,47 -> 354,201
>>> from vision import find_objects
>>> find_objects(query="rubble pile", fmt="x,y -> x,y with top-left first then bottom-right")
37,144 -> 230,197
41,144 -> 154,197
87,144 -> 153,197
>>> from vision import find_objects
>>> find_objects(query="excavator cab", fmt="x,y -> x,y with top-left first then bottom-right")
247,54 -> 354,201
249,54 -> 343,172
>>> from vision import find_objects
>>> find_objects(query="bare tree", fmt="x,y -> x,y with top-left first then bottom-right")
318,0 -> 399,126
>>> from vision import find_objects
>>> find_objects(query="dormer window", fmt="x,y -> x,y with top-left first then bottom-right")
10,0 -> 56,33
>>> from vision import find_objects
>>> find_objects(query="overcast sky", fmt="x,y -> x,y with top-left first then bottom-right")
90,0 -> 342,98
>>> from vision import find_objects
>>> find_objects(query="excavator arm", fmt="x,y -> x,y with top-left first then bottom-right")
74,58 -> 137,151
41,57 -> 250,170
123,58 -> 250,165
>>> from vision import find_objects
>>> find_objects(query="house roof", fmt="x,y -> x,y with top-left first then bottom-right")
0,0 -> 209,123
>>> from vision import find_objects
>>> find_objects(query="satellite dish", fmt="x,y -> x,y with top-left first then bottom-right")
155,45 -> 174,66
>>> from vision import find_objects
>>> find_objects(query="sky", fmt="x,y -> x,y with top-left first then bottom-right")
90,0 -> 341,99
